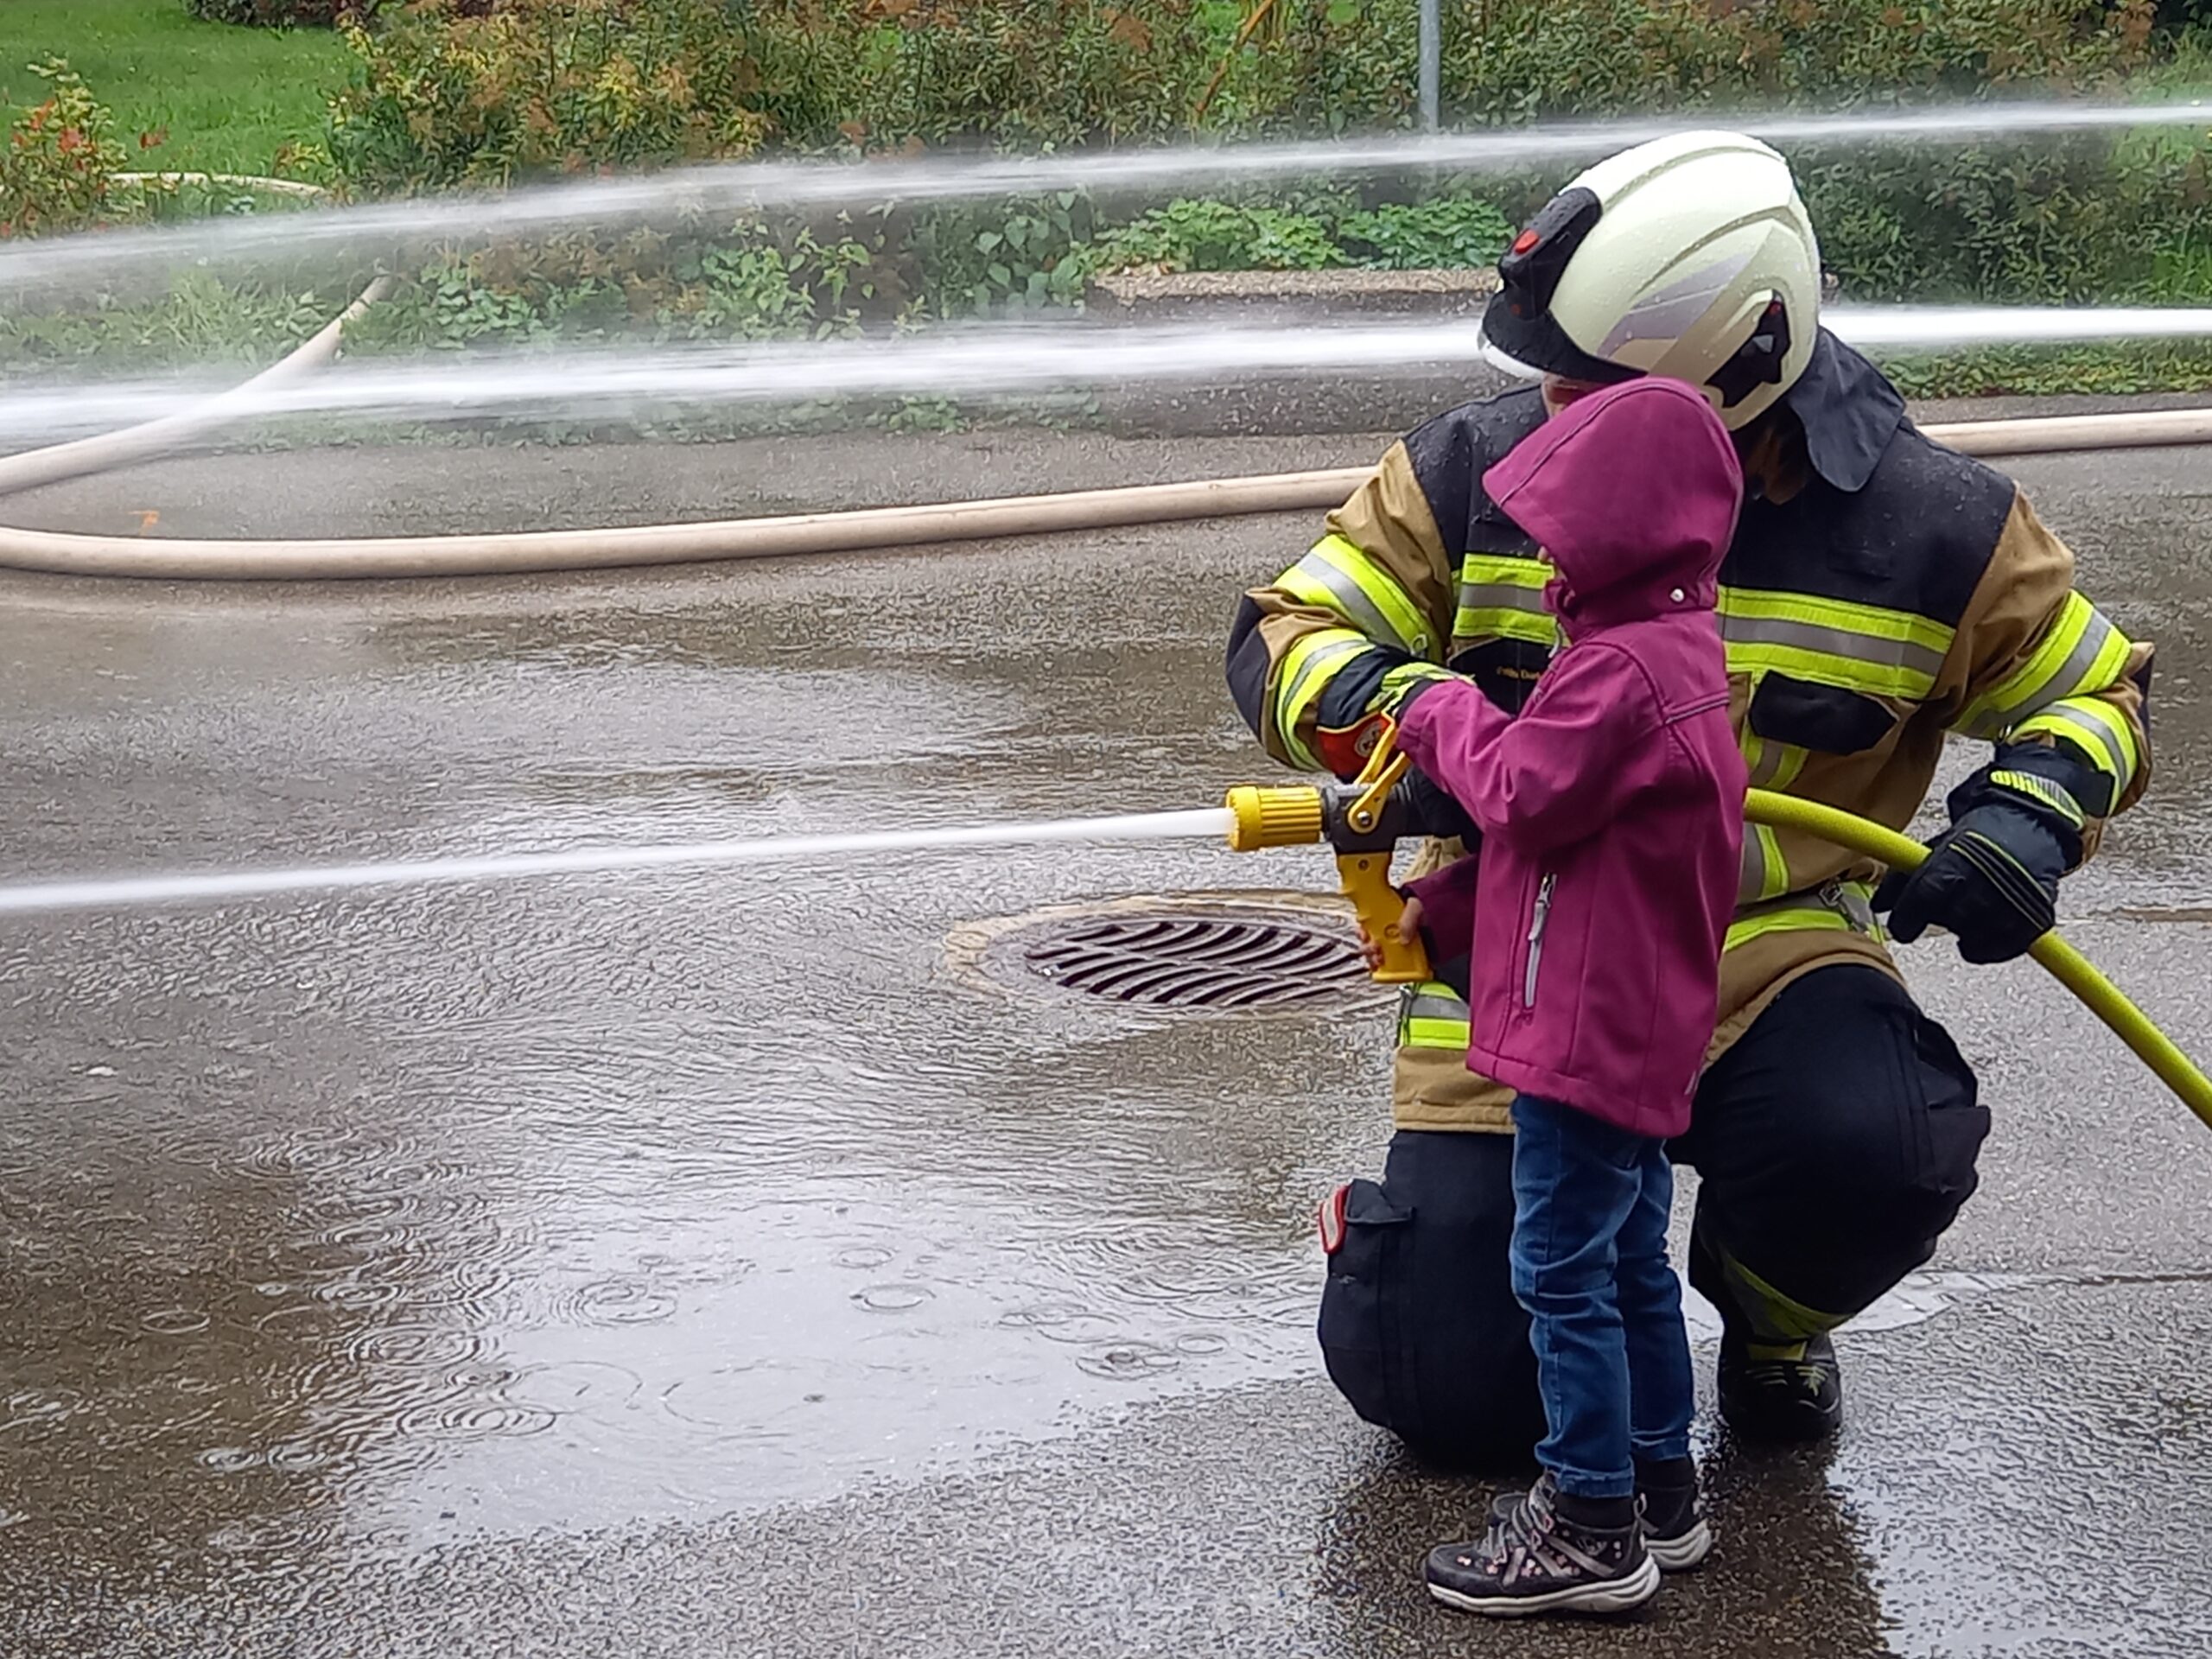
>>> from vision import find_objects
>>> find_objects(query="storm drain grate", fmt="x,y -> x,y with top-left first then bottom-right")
1012,910 -> 1370,1010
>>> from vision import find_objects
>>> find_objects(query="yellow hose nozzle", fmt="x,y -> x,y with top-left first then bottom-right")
1224,785 -> 1326,852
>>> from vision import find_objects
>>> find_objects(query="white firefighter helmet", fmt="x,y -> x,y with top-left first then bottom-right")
1479,130 -> 1821,429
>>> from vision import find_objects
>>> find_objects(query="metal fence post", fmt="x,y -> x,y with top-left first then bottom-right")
1418,0 -> 1440,130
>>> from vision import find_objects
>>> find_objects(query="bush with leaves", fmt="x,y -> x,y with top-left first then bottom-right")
1338,197 -> 1512,270
186,0 -> 374,24
0,61 -> 138,239
327,0 -> 768,193
1090,197 -> 1345,271
1443,0 -> 2158,122
742,0 -> 1218,151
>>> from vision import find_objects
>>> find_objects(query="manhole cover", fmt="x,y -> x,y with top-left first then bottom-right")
959,895 -> 1382,1014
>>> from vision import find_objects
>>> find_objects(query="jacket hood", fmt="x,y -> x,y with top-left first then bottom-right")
1481,377 -> 1745,634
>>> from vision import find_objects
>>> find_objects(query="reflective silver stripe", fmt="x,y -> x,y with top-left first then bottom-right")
1290,550 -> 1407,652
1747,738 -> 1797,788
1719,612 -> 1948,681
1457,580 -> 1549,619
1737,826 -> 1775,905
1402,990 -> 1471,1024
1967,605 -> 2120,737
1276,636 -> 1368,727
2019,700 -> 2133,780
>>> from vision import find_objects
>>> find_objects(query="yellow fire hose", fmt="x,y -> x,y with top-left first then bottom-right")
1226,743 -> 2212,1128
1745,789 -> 2212,1131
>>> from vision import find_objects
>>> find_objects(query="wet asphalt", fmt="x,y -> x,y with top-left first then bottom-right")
3,413 -> 2212,1656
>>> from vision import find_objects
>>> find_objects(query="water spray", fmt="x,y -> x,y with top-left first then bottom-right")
1,774 -> 2203,1130
0,809 -> 1235,918
8,306 -> 2212,446
3,98 -> 2207,295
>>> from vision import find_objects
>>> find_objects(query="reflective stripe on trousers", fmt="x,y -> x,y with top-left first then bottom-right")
1398,981 -> 1473,1051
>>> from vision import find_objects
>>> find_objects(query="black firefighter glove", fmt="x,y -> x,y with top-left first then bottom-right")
1873,744 -> 2097,964
1397,766 -> 1480,847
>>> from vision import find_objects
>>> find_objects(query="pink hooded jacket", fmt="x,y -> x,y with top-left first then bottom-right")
1396,378 -> 1749,1139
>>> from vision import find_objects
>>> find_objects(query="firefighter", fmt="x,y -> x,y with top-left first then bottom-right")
1230,130 -> 2153,1460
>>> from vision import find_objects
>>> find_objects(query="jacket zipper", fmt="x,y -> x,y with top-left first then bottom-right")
1522,873 -> 1557,1009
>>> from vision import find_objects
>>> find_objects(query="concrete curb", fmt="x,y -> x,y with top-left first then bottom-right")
1084,265 -> 1510,435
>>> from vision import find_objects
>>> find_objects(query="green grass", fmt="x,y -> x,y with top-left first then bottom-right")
0,0 -> 351,176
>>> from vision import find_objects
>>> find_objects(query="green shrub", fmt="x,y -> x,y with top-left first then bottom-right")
1090,197 -> 1344,271
912,194 -> 1098,315
1338,197 -> 1510,269
326,0 -> 768,193
186,0 -> 372,24
1444,0 -> 2158,122
0,269 -> 359,372
0,60 -> 134,238
1412,0 -> 2208,306
743,0 -> 1219,150
329,0 -> 1224,194
1795,134 -> 2212,303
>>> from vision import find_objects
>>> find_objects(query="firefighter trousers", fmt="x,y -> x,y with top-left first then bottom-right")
1315,964 -> 1988,1468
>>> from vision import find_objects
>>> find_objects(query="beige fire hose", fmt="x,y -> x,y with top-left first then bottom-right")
0,276 -> 389,499
3,284 -> 2210,581
107,172 -> 330,201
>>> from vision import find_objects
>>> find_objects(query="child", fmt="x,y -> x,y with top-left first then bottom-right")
1381,376 -> 1748,1618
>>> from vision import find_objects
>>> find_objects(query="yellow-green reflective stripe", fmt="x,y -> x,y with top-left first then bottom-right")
1461,553 -> 1550,591
1718,586 -> 1954,656
1989,768 -> 2086,831
1453,553 -> 1554,645
2016,698 -> 2140,784
1309,535 -> 1435,658
1726,906 -> 1853,951
1278,566 -> 1399,655
1764,744 -> 1809,791
1381,660 -> 1454,702
1282,538 -> 1427,658
1743,730 -> 1808,791
1274,629 -> 1370,771
1712,1245 -> 1848,1344
1399,984 -> 1471,1050
1457,608 -> 1560,648
1958,594 -> 2128,739
1721,638 -> 1933,701
1716,588 -> 1954,700
1726,879 -> 1881,951
1737,823 -> 1790,906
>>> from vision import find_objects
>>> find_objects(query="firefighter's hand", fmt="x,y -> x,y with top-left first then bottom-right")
1358,897 -> 1424,973
1873,798 -> 2065,964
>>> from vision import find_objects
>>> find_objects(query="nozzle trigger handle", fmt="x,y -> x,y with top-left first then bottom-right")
1338,851 -> 1430,985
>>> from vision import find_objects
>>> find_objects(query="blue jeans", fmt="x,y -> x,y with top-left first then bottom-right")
1509,1093 -> 1694,1498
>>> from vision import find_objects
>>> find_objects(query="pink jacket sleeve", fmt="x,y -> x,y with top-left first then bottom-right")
1395,650 -> 1658,855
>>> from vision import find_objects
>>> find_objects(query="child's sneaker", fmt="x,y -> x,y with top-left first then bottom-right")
1634,1457 -> 1712,1571
1425,1473 -> 1659,1618
1479,1458 -> 1711,1573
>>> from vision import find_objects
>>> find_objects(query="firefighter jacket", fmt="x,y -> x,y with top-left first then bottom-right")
1225,334 -> 2154,1133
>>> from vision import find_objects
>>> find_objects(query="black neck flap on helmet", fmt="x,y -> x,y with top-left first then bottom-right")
1479,188 -> 1640,386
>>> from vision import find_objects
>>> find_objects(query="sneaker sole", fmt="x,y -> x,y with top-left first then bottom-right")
1427,1554 -> 1662,1618
1645,1519 -> 1713,1572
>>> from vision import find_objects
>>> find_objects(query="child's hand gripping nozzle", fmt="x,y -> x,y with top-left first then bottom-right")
1224,718 -> 1433,984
